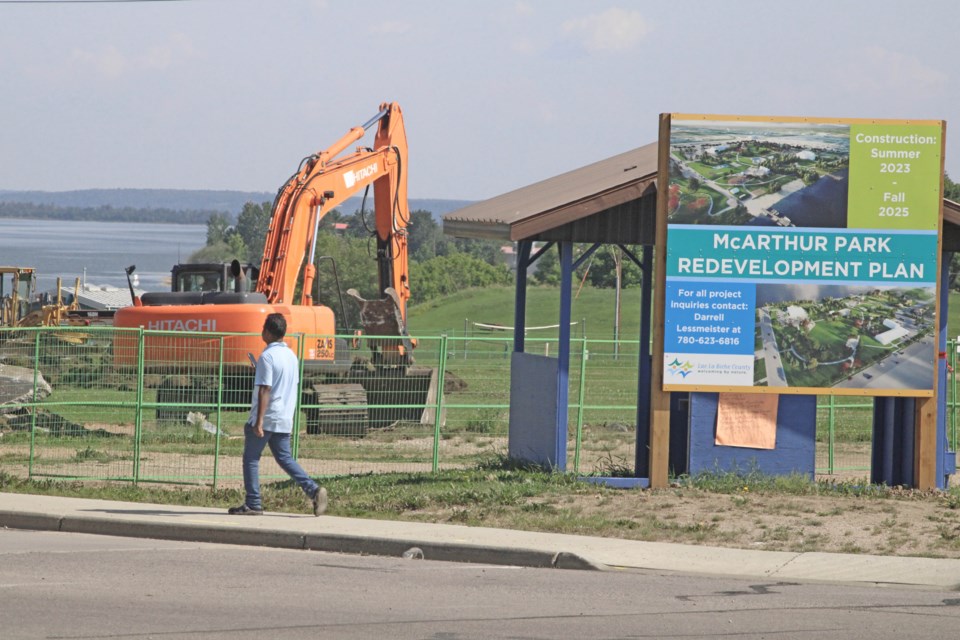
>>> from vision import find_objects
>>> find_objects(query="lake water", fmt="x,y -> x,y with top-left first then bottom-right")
768,168 -> 850,228
0,218 -> 207,292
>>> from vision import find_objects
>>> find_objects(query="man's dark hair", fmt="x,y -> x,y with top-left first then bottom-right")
263,313 -> 287,340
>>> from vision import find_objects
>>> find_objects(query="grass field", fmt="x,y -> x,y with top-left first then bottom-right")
407,284 -> 644,340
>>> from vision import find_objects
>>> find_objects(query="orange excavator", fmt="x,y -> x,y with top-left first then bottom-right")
114,102 -> 432,434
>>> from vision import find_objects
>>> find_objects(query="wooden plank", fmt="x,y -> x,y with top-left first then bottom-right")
915,122 -> 948,491
648,113 -> 672,489
914,395 -> 938,489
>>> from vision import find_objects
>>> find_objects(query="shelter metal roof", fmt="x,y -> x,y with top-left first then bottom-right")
443,143 -> 658,244
943,199 -> 960,251
444,143 -> 960,252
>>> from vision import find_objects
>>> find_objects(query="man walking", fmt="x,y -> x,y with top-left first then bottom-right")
229,313 -> 327,516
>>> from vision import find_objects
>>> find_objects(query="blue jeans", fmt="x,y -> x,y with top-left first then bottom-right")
242,425 -> 319,510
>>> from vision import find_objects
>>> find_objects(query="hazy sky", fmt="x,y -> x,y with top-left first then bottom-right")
1,0 -> 956,200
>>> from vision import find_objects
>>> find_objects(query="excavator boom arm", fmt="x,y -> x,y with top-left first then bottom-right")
256,102 -> 410,323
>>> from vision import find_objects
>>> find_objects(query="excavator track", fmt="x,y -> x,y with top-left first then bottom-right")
302,382 -> 370,437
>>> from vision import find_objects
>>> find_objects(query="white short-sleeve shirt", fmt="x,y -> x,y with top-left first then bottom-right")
248,341 -> 300,433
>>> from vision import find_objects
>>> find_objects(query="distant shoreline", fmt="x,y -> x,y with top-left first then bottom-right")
0,215 -> 207,226
0,211 -> 215,225
0,189 -> 474,223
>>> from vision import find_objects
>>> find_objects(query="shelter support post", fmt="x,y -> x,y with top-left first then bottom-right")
514,240 -> 532,353
871,397 -> 915,486
554,241 -> 573,470
634,246 -> 653,477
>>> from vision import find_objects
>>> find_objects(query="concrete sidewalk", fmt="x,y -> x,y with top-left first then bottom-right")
2,491 -> 959,590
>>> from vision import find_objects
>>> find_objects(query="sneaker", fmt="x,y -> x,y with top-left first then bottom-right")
312,487 -> 328,516
228,504 -> 263,516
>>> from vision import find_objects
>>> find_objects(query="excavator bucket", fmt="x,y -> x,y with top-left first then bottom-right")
313,286 -> 440,434
346,287 -> 414,365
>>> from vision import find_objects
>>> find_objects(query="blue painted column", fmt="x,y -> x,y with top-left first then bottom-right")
871,397 -> 915,486
555,241 -> 573,470
635,245 -> 653,477
514,240 -> 531,354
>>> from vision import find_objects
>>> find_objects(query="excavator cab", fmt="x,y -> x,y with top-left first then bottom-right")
171,262 -> 259,294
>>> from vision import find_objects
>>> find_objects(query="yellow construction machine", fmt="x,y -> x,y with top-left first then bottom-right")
1,267 -> 82,328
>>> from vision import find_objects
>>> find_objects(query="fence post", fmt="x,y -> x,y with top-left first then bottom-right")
431,335 -> 449,473
28,330 -> 40,479
573,338 -> 588,474
212,335 -> 225,489
827,394 -> 836,475
292,334 -> 306,459
951,339 -> 957,451
133,328 -> 145,484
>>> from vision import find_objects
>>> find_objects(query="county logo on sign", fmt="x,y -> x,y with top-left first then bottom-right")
663,354 -> 755,386
666,358 -> 694,379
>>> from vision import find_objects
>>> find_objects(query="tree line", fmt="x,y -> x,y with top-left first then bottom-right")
946,173 -> 960,201
0,201 -> 219,224
943,174 -> 960,289
194,203 -> 518,312
194,202 -> 649,312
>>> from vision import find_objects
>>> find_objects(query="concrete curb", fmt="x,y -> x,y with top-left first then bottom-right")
0,510 -> 62,533
0,509 -> 605,572
6,495 -> 960,589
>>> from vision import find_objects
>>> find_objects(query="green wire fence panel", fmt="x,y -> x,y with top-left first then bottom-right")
2,326 -> 957,485
567,339 -> 642,476
295,335 -> 443,478
135,330 -> 238,484
437,337 -> 513,471
815,396 -> 874,475
1,327 -> 139,482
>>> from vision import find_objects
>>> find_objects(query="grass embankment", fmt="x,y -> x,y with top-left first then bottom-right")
407,285 -> 643,339
409,286 -> 960,343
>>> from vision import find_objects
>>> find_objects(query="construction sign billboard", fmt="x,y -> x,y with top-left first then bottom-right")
659,114 -> 945,396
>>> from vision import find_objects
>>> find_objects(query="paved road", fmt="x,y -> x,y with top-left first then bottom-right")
4,529 -> 960,640
758,307 -> 788,386
835,337 -> 935,390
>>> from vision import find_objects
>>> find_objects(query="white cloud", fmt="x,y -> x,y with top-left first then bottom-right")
514,2 -> 534,16
511,37 -> 538,54
143,34 -> 196,71
562,7 -> 651,53
838,46 -> 947,95
371,21 -> 411,35
70,45 -> 128,79
69,33 -> 196,79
